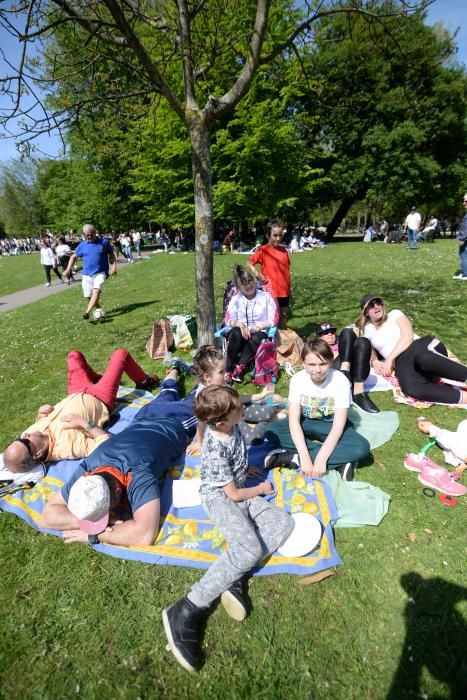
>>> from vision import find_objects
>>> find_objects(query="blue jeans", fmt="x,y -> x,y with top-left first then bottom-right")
459,241 -> 467,276
406,227 -> 417,249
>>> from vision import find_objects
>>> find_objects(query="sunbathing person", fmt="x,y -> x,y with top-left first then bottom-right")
3,349 -> 159,473
356,295 -> 467,405
39,414 -> 189,547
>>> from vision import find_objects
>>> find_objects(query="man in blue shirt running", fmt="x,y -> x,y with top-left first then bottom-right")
64,224 -> 117,319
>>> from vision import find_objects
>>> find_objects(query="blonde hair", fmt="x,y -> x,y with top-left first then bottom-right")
355,302 -> 388,335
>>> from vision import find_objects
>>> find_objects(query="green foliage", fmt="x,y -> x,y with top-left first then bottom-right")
303,3 -> 467,221
0,159 -> 43,235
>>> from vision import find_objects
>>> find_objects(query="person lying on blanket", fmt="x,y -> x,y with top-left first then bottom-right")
39,415 -> 189,546
355,294 -> 467,405
3,349 -> 158,473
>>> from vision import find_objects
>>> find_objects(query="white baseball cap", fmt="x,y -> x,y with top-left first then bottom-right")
68,474 -> 110,535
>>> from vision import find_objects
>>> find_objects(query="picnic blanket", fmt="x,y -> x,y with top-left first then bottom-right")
388,376 -> 467,409
0,388 -> 342,577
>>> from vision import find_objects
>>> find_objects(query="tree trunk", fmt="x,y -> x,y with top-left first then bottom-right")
326,185 -> 368,239
189,116 -> 216,346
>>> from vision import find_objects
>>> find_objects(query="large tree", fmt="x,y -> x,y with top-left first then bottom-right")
300,4 -> 467,234
0,159 -> 42,235
0,0 -> 428,342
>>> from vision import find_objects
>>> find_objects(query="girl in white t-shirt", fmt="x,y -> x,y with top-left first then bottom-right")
264,338 -> 370,481
356,294 -> 467,405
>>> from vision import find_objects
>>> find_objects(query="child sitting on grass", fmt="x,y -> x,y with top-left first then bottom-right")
162,386 -> 293,672
187,345 -> 282,454
265,338 -> 370,481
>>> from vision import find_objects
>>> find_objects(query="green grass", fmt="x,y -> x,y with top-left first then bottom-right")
0,252 -> 48,295
0,242 -> 466,699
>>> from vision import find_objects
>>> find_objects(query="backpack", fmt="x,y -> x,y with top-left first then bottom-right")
252,339 -> 278,385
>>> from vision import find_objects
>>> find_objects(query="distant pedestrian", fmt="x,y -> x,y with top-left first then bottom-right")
40,239 -> 64,287
55,236 -> 74,284
403,207 -> 421,250
452,194 -> 467,280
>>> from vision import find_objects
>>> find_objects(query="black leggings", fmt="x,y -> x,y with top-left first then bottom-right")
395,336 -> 467,404
226,327 -> 267,371
333,328 -> 371,384
43,264 -> 63,283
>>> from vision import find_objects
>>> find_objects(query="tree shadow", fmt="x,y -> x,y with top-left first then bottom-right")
104,300 -> 159,318
386,572 -> 467,699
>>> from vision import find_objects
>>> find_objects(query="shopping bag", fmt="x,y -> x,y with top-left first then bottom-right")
275,328 -> 304,368
146,319 -> 174,359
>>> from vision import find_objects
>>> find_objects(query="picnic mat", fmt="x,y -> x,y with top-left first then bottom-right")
0,388 -> 342,577
388,376 -> 467,409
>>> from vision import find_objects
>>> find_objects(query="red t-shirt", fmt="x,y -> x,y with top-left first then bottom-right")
249,244 -> 291,298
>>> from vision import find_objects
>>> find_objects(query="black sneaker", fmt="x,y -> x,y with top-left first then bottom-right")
336,462 -> 356,481
82,312 -> 89,320
220,579 -> 249,621
352,392 -> 380,414
162,597 -> 204,672
264,449 -> 297,470
135,374 -> 160,391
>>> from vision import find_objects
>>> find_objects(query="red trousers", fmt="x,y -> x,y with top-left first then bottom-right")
67,349 -> 147,409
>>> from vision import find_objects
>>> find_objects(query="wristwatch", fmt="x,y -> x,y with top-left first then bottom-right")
88,534 -> 100,546
86,421 -> 96,431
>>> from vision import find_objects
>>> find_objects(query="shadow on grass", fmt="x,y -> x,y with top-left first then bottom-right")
386,573 -> 467,699
102,300 -> 160,319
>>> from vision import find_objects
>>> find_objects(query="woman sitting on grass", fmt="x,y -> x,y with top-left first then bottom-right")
264,338 -> 370,482
356,294 -> 467,405
224,265 -> 278,385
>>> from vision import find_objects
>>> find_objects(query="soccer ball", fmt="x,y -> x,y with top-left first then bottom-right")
93,308 -> 106,322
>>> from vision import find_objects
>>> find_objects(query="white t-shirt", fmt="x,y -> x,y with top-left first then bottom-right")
40,247 -> 55,266
55,243 -> 72,257
405,212 -> 421,230
288,368 -> 351,420
363,309 -> 419,358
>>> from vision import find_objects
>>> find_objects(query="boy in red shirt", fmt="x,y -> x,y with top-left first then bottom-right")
248,219 -> 290,329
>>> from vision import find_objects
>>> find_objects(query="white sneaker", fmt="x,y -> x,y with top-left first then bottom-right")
284,362 -> 296,377
45,283 -> 51,287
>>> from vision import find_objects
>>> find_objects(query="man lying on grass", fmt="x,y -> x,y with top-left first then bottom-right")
3,349 -> 158,473
39,414 -> 189,547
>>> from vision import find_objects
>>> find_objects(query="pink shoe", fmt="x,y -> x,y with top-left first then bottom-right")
404,453 -> 445,473
418,466 -> 467,496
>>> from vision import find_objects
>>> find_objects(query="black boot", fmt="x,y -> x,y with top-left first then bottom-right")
264,449 -> 298,470
352,392 -> 379,414
221,578 -> 249,621
162,597 -> 204,672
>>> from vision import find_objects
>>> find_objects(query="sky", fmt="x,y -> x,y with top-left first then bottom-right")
0,0 -> 466,163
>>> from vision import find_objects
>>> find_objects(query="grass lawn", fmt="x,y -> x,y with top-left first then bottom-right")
0,241 -> 465,699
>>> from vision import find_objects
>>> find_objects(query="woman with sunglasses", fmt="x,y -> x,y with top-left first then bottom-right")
356,294 -> 467,405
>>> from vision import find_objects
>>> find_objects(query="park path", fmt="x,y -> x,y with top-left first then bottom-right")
0,257 -> 148,314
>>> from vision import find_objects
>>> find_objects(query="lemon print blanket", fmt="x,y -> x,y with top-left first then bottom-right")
0,388 -> 342,576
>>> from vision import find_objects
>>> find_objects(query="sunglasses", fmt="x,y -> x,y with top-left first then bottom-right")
366,298 -> 383,310
15,437 -> 35,458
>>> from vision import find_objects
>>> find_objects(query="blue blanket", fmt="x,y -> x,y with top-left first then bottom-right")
0,388 -> 342,576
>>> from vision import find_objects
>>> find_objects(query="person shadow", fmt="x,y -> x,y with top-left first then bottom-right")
386,572 -> 467,699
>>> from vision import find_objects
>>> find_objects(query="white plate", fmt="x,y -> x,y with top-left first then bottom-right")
278,513 -> 322,558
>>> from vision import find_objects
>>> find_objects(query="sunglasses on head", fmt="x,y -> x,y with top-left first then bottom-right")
15,437 -> 35,458
366,298 -> 383,310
